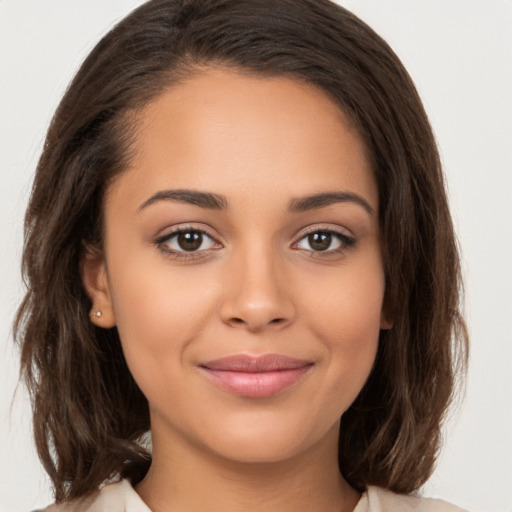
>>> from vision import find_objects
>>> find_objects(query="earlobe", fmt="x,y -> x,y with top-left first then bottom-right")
380,313 -> 393,330
380,300 -> 394,330
81,248 -> 116,328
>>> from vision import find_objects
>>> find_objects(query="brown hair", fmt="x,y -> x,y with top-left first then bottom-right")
15,0 -> 468,502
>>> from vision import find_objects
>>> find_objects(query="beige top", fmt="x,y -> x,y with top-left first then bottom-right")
40,479 -> 469,512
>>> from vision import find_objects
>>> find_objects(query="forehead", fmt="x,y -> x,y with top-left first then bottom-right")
109,68 -> 377,213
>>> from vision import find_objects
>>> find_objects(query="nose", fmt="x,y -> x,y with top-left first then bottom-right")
219,245 -> 296,333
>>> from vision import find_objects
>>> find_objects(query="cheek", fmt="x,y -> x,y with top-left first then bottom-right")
300,254 -> 385,401
304,251 -> 385,338
107,255 -> 219,389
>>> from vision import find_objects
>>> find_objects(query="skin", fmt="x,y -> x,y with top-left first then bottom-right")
83,68 -> 391,512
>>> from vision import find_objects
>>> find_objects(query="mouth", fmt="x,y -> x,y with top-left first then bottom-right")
199,354 -> 313,398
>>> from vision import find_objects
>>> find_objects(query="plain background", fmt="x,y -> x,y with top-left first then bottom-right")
1,1 -> 511,511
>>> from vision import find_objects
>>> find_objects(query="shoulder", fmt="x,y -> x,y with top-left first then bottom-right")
35,479 -> 148,512
361,486 -> 469,512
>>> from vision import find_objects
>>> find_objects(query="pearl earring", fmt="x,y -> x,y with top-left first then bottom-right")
92,311 -> 102,318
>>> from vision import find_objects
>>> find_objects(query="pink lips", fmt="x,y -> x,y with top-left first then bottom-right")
199,354 -> 313,398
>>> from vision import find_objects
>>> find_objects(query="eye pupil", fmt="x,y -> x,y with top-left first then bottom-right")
308,232 -> 331,251
178,231 -> 202,251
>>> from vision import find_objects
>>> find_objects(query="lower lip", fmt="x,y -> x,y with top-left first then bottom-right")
201,366 -> 312,398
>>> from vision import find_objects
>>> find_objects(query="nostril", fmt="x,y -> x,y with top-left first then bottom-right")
229,317 -> 286,327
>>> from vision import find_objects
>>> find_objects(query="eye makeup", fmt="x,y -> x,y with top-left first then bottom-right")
153,222 -> 357,262
293,226 -> 356,254
154,225 -> 222,261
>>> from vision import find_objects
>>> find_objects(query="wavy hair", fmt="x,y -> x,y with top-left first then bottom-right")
15,0 -> 468,502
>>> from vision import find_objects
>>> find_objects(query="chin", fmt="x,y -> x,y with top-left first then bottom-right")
191,410 -> 341,466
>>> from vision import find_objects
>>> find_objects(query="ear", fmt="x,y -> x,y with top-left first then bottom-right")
380,296 -> 394,330
81,247 -> 116,328
380,312 -> 393,330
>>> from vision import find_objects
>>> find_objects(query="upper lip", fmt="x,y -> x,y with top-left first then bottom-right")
200,354 -> 313,373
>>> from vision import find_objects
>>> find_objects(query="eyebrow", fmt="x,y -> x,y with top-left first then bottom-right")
288,191 -> 375,215
139,189 -> 228,210
138,188 -> 374,215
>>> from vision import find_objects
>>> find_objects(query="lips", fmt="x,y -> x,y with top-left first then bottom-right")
199,354 -> 313,398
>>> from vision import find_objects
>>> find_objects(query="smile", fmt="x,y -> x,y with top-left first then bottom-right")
199,354 -> 314,398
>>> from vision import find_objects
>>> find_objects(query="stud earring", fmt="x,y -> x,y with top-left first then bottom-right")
92,311 -> 102,318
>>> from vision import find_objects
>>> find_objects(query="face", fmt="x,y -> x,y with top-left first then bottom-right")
84,68 -> 390,465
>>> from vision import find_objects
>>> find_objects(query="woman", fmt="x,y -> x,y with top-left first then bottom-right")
15,1 -> 468,510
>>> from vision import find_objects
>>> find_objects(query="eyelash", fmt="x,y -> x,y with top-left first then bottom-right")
154,225 -> 356,261
295,226 -> 357,257
154,225 -> 220,261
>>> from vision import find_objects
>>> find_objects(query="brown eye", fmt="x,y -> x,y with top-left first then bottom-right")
156,229 -> 219,254
177,231 -> 203,251
295,229 -> 355,254
307,232 -> 332,251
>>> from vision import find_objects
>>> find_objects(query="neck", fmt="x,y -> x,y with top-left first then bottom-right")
135,422 -> 360,512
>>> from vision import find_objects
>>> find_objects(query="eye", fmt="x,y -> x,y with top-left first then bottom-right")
294,229 -> 355,253
155,227 -> 220,256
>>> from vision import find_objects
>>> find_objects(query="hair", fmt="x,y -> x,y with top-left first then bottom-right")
15,0 -> 468,503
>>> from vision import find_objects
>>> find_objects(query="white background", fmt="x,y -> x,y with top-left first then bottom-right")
1,1 -> 511,511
